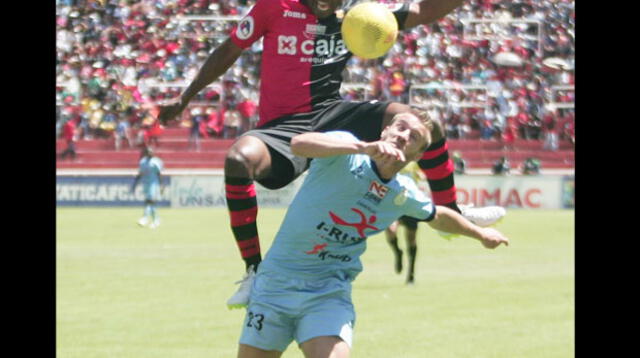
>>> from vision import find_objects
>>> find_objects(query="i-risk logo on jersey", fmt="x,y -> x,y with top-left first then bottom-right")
363,180 -> 389,204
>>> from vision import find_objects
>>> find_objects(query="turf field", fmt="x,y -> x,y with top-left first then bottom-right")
56,208 -> 574,358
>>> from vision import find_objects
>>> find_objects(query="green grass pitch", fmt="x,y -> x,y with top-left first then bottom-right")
56,208 -> 574,357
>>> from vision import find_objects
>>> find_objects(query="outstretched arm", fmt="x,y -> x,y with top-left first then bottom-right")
403,0 -> 465,29
291,132 -> 405,162
131,173 -> 141,193
157,38 -> 244,123
427,205 -> 509,249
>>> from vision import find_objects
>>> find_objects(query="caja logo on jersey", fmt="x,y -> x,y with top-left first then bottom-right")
277,34 -> 349,59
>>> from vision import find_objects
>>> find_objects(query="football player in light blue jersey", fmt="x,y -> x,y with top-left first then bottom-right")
131,146 -> 164,229
237,110 -> 509,358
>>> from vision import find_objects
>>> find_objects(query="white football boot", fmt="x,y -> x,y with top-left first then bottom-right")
227,265 -> 256,310
460,204 -> 506,227
137,216 -> 150,227
149,218 -> 160,229
437,204 -> 506,240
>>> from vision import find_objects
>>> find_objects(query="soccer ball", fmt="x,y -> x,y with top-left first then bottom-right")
341,2 -> 398,59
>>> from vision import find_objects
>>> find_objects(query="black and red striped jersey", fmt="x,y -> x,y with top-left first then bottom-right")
230,0 -> 409,127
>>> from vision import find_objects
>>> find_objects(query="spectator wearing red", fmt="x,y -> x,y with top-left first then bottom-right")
59,116 -> 78,160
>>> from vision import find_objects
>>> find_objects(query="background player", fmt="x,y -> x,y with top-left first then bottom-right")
385,161 -> 426,285
131,146 -> 164,229
236,110 -> 509,357
156,0 -> 506,307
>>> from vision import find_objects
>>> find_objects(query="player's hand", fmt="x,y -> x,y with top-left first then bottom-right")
362,141 -> 406,162
478,227 -> 509,249
157,98 -> 187,124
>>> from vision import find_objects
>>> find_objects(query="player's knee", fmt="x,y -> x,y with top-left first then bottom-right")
225,140 -> 271,179
225,147 -> 255,178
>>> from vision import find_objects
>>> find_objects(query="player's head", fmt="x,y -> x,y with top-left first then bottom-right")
142,146 -> 154,158
381,110 -> 433,163
304,0 -> 343,19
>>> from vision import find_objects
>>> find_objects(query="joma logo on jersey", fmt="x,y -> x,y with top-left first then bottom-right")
283,10 -> 306,19
369,181 -> 390,199
277,35 -> 348,57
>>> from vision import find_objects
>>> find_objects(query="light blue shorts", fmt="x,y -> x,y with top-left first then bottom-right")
143,183 -> 160,201
238,270 -> 356,352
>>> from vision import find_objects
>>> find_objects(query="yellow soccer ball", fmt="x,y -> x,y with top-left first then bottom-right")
341,2 -> 398,59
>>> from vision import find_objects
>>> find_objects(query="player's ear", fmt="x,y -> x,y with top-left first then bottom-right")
381,125 -> 390,138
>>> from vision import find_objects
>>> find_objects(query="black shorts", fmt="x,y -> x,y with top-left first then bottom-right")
242,100 -> 391,189
398,215 -> 419,230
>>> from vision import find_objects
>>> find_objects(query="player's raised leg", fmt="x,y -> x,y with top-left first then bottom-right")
225,135 -> 273,309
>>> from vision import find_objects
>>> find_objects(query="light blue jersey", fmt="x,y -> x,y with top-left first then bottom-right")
240,131 -> 436,351
139,156 -> 163,201
259,131 -> 436,282
139,156 -> 163,185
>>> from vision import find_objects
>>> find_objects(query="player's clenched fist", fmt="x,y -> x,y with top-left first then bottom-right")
361,141 -> 406,162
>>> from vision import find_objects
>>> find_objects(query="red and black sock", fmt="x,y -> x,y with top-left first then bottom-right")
418,138 -> 461,213
225,177 -> 261,270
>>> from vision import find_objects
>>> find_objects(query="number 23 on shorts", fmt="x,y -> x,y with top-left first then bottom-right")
246,311 -> 265,331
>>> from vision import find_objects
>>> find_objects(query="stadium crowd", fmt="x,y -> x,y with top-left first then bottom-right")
56,0 -> 574,150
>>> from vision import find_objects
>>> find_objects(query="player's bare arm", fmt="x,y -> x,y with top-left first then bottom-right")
291,132 -> 405,162
404,0 -> 465,29
427,206 -> 509,249
157,38 -> 244,123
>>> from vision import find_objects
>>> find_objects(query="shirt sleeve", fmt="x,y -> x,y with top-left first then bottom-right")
229,0 -> 273,49
399,176 -> 436,222
308,131 -> 360,170
391,2 -> 411,31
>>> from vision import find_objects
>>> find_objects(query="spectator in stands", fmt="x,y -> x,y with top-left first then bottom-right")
452,151 -> 466,174
189,107 -> 205,150
501,117 -> 517,150
521,157 -> 541,175
222,107 -> 243,139
59,117 -> 79,160
492,156 -> 510,176
114,118 -> 134,151
542,107 -> 559,151
204,107 -> 224,138
56,0 -> 574,159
